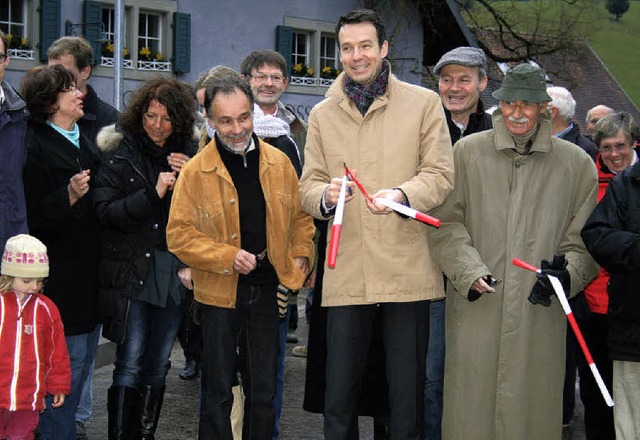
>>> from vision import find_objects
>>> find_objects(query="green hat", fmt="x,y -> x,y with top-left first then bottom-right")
492,64 -> 551,103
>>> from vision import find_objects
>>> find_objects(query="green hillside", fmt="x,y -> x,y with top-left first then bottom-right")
461,0 -> 640,107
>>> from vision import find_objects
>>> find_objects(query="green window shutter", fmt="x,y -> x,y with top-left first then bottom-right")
39,0 -> 61,62
172,13 -> 191,73
276,26 -> 293,75
83,1 -> 103,65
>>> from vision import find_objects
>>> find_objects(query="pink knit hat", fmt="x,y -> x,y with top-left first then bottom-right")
1,234 -> 49,278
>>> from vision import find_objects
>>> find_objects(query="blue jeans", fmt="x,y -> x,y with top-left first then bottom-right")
76,325 -> 101,424
199,284 -> 279,440
273,310 -> 290,439
112,297 -> 184,388
425,299 -> 445,440
39,324 -> 101,440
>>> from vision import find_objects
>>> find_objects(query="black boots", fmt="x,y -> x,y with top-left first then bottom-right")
137,385 -> 165,440
108,386 -> 138,440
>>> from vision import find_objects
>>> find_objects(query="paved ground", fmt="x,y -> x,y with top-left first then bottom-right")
85,298 -> 588,439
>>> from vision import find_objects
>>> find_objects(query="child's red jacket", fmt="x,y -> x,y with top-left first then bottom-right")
0,291 -> 71,411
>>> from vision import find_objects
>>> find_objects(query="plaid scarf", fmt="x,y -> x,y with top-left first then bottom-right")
344,60 -> 390,116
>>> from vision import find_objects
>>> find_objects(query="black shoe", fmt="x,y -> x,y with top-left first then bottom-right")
179,360 -> 200,380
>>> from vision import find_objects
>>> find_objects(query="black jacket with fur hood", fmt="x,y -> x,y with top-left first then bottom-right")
93,124 -> 198,342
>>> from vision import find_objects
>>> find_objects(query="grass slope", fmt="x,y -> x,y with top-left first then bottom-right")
462,0 -> 640,107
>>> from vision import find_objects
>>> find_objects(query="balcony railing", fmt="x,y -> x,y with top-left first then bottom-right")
137,60 -> 172,71
7,48 -> 35,60
100,56 -> 134,69
290,76 -> 336,87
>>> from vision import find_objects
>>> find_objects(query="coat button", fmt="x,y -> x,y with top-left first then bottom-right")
145,253 -> 151,258
223,269 -> 229,275
152,224 -> 159,230
230,198 -> 236,205
139,280 -> 144,285
231,233 -> 237,239
130,178 -> 135,182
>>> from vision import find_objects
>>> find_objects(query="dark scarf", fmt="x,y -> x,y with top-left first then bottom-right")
344,60 -> 390,116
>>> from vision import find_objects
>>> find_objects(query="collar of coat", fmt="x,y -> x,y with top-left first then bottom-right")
96,123 -> 201,154
491,108 -> 554,153
199,133 -> 281,173
324,65 -> 398,117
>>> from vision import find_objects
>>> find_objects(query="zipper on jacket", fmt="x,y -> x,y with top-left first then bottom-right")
10,294 -> 31,411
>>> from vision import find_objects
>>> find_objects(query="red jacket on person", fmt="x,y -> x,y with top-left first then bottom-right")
583,155 -> 616,314
0,291 -> 71,411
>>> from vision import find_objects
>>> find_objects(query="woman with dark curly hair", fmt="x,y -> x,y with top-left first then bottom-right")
20,64 -> 103,440
92,77 -> 197,439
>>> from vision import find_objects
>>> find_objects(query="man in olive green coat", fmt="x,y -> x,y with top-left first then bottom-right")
428,64 -> 599,440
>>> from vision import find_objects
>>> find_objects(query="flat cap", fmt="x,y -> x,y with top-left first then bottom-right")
434,47 -> 486,75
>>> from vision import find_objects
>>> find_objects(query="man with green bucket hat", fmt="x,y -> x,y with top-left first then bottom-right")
427,63 -> 599,439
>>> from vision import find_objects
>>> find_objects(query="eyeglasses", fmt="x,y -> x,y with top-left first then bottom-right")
0,53 -> 7,63
62,85 -> 78,95
250,73 -> 285,84
600,143 -> 631,154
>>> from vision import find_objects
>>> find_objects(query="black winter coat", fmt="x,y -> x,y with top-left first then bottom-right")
78,85 -> 119,144
23,121 -> 102,335
445,99 -> 493,145
582,161 -> 640,361
560,123 -> 598,162
93,126 -> 197,342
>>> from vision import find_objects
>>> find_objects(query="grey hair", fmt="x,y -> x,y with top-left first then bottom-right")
546,86 -> 575,121
593,111 -> 640,147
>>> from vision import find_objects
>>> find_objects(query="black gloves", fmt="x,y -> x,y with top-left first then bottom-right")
276,284 -> 289,320
528,254 -> 571,307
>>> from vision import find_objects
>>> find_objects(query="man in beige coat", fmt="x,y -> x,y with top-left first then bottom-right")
428,64 -> 599,439
298,9 -> 454,439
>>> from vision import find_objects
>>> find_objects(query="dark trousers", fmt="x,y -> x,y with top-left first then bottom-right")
577,313 -> 615,440
324,300 -> 430,440
178,290 -> 202,363
198,284 -> 279,440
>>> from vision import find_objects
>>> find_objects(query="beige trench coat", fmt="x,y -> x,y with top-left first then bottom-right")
428,111 -> 599,439
299,72 -> 454,306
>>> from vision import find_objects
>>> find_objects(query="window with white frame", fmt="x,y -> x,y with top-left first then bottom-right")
320,34 -> 338,69
1,0 -> 34,59
0,0 -> 26,38
282,16 -> 340,87
101,7 -> 116,42
291,31 -> 309,68
138,12 -> 161,55
94,0 -> 179,73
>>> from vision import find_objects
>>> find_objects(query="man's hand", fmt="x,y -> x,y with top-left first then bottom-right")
178,267 -> 194,290
294,257 -> 310,276
323,176 -> 356,209
366,189 -> 405,214
529,254 -> 571,307
233,249 -> 257,275
468,276 -> 497,301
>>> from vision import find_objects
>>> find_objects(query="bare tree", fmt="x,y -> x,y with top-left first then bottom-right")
456,0 -> 599,63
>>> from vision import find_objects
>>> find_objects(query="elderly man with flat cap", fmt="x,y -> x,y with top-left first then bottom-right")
435,46 -> 492,144
427,63 -> 599,440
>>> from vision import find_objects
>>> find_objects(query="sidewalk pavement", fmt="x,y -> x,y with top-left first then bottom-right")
85,298 -> 587,439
